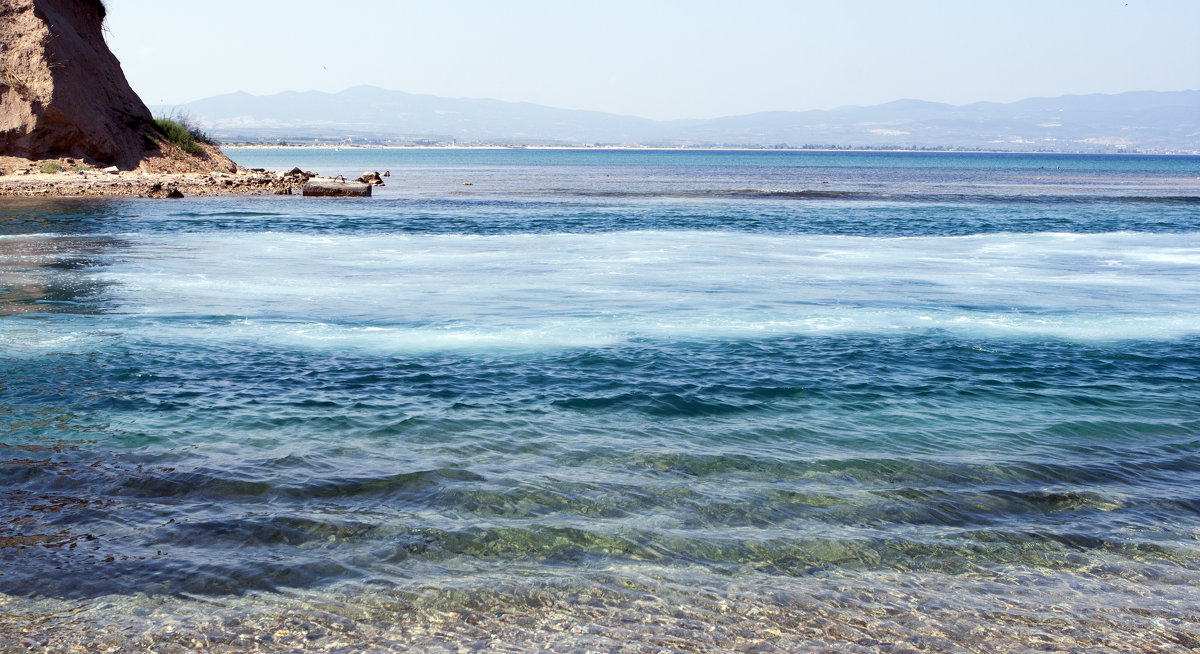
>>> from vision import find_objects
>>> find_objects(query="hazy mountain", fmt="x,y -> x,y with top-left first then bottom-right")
158,87 -> 1200,152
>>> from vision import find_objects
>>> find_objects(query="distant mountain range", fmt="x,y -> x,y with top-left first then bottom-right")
157,87 -> 1200,153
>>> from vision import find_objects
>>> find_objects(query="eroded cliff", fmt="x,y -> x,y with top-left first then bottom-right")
0,0 -> 234,172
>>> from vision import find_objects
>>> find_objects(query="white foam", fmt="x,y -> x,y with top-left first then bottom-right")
0,320 -> 112,356
8,230 -> 1199,353
80,307 -> 1199,355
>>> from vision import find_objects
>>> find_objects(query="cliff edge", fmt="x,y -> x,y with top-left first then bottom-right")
0,0 -> 235,172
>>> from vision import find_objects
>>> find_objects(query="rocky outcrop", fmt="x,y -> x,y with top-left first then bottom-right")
0,167 -> 331,197
0,0 -> 236,172
355,171 -> 385,186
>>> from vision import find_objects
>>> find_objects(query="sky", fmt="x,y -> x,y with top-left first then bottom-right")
103,0 -> 1200,121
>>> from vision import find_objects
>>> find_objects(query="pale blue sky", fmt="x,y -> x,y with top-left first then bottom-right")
104,0 -> 1199,120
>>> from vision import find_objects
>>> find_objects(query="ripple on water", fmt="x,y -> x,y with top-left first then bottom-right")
5,165 -> 1200,646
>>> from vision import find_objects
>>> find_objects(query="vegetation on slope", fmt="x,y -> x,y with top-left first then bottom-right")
152,116 -> 215,155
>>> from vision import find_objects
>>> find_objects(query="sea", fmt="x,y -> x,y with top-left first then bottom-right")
2,148 -> 1199,652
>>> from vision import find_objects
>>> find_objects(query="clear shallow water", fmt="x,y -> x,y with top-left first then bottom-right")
2,149 -> 1200,651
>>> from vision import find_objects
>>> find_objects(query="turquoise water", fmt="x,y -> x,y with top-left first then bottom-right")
2,149 -> 1200,651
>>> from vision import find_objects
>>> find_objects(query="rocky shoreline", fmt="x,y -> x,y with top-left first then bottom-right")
0,165 -> 325,198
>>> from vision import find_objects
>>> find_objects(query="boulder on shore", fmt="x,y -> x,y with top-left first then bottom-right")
355,171 -> 385,186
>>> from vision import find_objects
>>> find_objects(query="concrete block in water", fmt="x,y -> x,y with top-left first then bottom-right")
302,180 -> 372,197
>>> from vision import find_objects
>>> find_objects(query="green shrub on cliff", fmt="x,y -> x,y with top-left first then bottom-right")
153,116 -> 215,155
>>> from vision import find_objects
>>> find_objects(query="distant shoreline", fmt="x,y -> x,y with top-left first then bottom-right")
220,144 -> 1200,156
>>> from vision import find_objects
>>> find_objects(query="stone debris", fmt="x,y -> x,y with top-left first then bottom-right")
282,166 -> 317,182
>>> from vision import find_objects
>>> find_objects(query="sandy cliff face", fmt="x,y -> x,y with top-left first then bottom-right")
0,0 -> 234,172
